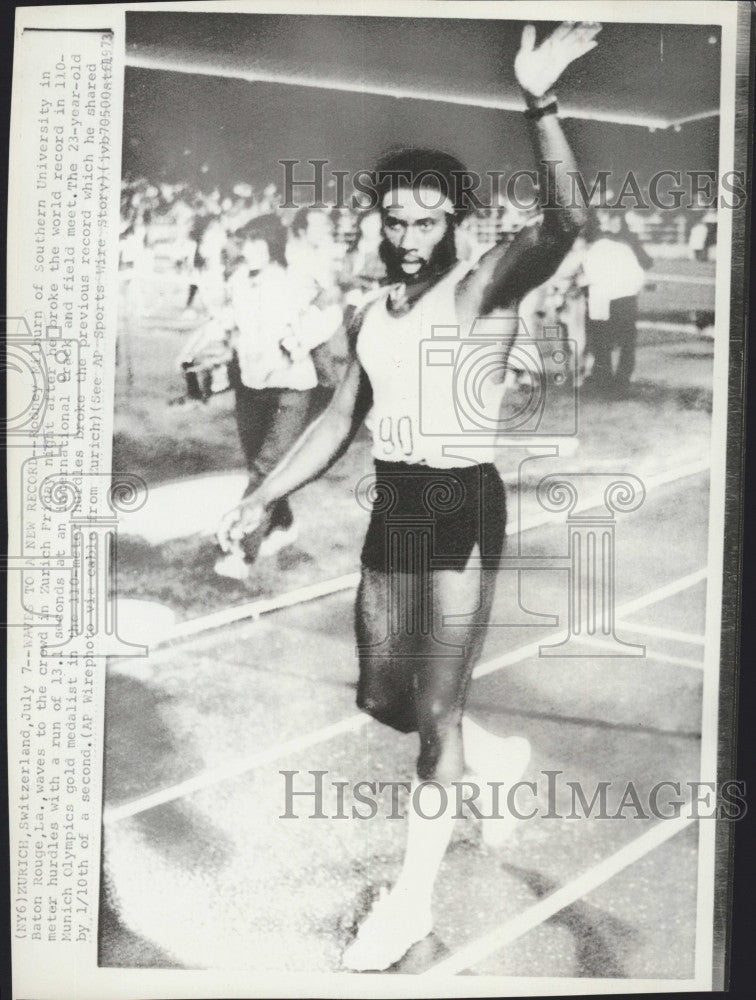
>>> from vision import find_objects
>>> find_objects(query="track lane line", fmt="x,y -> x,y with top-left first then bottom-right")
104,567 -> 707,825
422,816 -> 695,977
650,272 -> 716,285
615,567 -> 707,618
102,714 -> 370,824
580,635 -> 705,670
613,622 -> 706,645
152,460 -> 709,648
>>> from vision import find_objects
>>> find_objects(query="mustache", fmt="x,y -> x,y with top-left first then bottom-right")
379,227 -> 457,283
379,243 -> 429,267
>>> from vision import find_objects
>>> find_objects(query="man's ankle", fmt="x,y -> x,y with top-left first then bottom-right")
389,879 -> 432,910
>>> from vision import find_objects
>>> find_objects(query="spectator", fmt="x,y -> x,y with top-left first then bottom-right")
343,210 -> 385,293
184,214 -> 228,315
580,212 -> 653,394
286,207 -> 345,392
183,213 -> 339,572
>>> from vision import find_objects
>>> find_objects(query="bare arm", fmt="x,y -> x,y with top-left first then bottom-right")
457,22 -> 600,321
217,318 -> 372,549
259,353 -> 371,505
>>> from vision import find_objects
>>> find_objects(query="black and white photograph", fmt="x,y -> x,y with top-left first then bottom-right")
5,1 -> 750,995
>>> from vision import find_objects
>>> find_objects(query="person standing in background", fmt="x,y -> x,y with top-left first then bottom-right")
581,211 -> 653,394
225,213 -> 341,567
286,207 -> 346,400
184,214 -> 228,317
178,212 -> 339,575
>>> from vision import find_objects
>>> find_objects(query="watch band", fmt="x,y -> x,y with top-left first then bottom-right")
524,98 -> 559,121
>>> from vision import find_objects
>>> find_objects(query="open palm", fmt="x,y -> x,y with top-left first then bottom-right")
515,21 -> 601,100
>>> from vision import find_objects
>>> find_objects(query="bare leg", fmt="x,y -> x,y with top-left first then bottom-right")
355,568 -> 420,733
344,557 -> 498,970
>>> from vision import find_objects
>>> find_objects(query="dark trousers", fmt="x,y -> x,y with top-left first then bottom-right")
234,385 -> 313,531
586,295 -> 638,387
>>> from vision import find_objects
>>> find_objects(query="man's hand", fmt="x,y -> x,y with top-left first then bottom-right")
216,494 -> 268,553
176,318 -> 231,369
515,21 -> 601,103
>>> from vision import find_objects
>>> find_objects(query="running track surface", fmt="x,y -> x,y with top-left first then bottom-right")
100,469 -> 710,980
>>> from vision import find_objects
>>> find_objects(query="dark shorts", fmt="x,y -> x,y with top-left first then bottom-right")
360,460 -> 507,573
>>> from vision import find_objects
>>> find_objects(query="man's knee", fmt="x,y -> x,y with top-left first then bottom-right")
417,744 -> 464,784
417,714 -> 464,783
356,679 -> 416,734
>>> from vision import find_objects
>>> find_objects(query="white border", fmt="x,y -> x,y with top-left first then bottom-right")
8,2 -> 743,997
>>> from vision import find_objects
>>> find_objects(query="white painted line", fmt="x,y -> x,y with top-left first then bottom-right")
615,567 -> 707,618
161,573 -> 361,643
580,635 -> 705,671
153,461 -> 710,649
126,51 -> 678,130
614,621 -> 706,646
106,568 -> 707,824
640,651 -> 706,671
637,321 -> 698,335
106,624 -> 554,824
473,569 -> 706,681
102,713 -> 369,825
471,637 -> 545,681
651,273 -> 716,286
422,817 -> 694,977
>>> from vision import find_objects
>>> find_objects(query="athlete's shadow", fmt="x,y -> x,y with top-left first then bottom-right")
337,856 -> 639,976
498,860 -> 636,978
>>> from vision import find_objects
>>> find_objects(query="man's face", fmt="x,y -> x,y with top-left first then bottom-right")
381,187 -> 453,278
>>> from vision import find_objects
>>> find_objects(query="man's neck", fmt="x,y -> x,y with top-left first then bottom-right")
385,258 -> 458,315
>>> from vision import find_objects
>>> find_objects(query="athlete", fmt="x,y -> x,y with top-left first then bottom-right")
218,21 -> 600,971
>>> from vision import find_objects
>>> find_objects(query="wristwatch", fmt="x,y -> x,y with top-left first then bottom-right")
524,98 -> 559,121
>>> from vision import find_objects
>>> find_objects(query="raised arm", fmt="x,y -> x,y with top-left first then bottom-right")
217,319 -> 372,551
457,21 -> 600,320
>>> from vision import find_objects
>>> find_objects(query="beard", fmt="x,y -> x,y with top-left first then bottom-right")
379,223 -> 458,286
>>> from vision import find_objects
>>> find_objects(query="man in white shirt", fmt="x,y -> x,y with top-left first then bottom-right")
286,206 -> 346,394
216,213 -> 338,566
581,212 -> 653,393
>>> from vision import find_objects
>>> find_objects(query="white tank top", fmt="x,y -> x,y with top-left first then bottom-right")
356,262 -> 507,469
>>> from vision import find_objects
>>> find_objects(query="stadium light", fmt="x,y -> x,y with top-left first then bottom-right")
125,51 -> 718,131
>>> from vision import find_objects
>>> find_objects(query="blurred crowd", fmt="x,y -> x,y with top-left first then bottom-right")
119,175 -> 718,406
117,174 -> 717,567
119,175 -> 718,270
